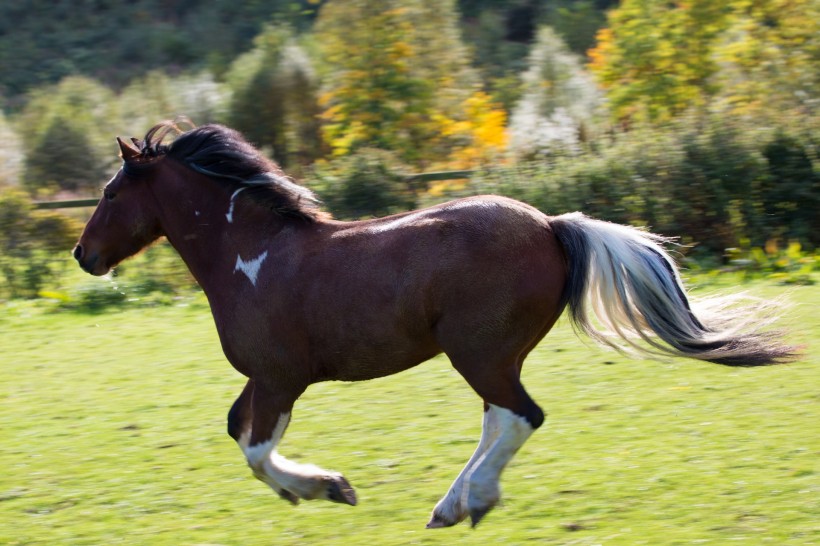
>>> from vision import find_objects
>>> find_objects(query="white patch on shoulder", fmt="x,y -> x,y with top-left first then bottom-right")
226,187 -> 246,223
234,250 -> 269,286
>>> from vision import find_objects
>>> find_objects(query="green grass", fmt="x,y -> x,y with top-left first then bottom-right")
0,278 -> 817,545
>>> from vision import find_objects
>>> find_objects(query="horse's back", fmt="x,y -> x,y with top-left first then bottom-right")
328,195 -> 568,365
404,197 -> 567,360
259,195 -> 568,383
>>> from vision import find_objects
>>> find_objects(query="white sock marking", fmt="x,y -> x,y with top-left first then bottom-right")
243,412 -> 290,484
431,408 -> 501,524
466,405 -> 534,501
242,412 -> 339,501
234,250 -> 269,286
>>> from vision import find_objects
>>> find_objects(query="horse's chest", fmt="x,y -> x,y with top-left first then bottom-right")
212,314 -> 292,377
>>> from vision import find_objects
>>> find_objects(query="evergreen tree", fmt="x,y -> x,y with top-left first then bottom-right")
226,25 -> 324,169
19,77 -> 116,195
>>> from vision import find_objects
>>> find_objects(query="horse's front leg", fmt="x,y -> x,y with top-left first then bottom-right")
227,379 -> 296,504
230,379 -> 357,506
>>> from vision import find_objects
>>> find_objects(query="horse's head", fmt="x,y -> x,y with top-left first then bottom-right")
73,137 -> 166,276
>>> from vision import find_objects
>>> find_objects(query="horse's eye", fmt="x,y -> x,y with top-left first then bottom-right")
104,190 -> 116,201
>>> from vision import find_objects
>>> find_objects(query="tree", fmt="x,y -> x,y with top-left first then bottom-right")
589,0 -> 732,122
24,116 -> 107,195
712,0 -> 819,117
0,0 -> 322,99
315,0 -> 506,169
226,25 -> 324,169
118,71 -> 229,138
509,26 -> 604,157
589,0 -> 818,123
0,112 -> 23,187
315,1 -> 437,165
18,77 -> 116,196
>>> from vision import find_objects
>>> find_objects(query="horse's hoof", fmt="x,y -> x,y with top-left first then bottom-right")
426,513 -> 458,528
327,475 -> 357,506
469,505 -> 494,528
278,488 -> 300,505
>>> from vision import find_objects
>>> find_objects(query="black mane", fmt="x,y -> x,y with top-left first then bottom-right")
134,120 -> 324,223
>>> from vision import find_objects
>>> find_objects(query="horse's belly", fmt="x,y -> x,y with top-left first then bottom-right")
310,326 -> 442,382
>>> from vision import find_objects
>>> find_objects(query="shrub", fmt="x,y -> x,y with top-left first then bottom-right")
57,242 -> 200,312
307,149 -> 416,219
759,131 -> 819,246
0,188 -> 83,298
17,76 -> 117,197
451,113 -> 816,258
225,25 -> 323,171
23,115 -> 108,195
725,240 -> 817,285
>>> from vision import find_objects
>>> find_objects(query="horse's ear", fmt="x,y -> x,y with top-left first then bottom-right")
117,137 -> 141,161
130,137 -> 144,150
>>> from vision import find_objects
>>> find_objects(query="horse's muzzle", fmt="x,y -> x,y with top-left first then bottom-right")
73,244 -> 103,275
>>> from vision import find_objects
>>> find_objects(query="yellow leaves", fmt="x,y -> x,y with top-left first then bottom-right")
592,0 -> 817,122
325,121 -> 367,157
434,91 -> 508,170
588,28 -> 614,78
315,1 -> 507,169
390,41 -> 413,60
427,179 -> 468,197
319,103 -> 342,121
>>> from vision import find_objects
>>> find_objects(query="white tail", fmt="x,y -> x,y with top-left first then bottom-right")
550,212 -> 795,366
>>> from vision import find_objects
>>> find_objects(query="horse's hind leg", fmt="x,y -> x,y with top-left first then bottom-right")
237,380 -> 357,506
428,362 -> 544,528
426,403 -> 501,528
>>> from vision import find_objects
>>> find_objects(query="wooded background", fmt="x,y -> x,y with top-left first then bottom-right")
0,0 -> 817,298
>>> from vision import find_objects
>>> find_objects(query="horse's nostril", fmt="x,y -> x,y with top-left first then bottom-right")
73,244 -> 83,261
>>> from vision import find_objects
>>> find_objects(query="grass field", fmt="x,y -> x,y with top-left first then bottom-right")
1,277 -> 817,545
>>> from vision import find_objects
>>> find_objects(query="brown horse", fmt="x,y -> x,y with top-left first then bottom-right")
73,121 -> 795,528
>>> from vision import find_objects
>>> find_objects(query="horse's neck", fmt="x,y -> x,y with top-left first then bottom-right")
158,186 -> 290,297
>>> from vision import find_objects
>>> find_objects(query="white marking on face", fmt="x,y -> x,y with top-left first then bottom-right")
226,187 -> 246,223
234,250 -> 269,286
195,210 -> 201,217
